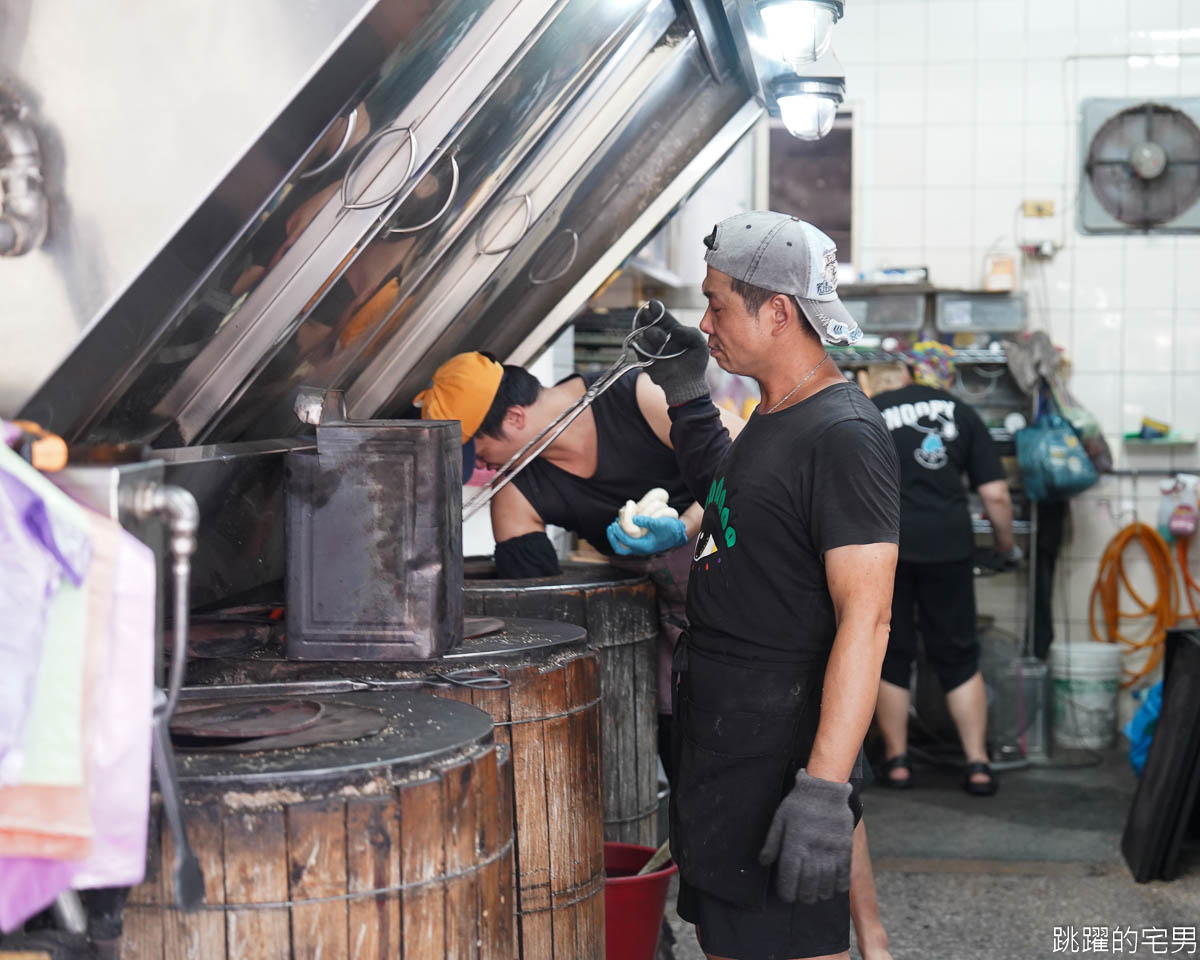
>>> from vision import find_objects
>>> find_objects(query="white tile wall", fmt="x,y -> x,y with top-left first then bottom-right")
927,0 -> 977,61
838,0 -> 1197,647
1184,2 -> 1200,54
876,64 -> 928,123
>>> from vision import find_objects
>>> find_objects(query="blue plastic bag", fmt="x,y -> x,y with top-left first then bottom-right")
1123,681 -> 1163,776
1016,412 -> 1099,502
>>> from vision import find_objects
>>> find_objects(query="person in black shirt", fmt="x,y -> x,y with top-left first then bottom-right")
637,211 -> 900,960
414,351 -> 744,770
868,347 -> 1019,796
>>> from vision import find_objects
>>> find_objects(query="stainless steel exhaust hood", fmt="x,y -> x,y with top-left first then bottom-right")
20,0 -> 760,448
14,0 -> 762,605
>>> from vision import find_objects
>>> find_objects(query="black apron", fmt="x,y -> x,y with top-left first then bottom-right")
669,631 -> 829,909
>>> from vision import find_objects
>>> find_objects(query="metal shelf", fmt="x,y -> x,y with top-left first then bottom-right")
829,346 -> 1011,367
974,519 -> 1032,535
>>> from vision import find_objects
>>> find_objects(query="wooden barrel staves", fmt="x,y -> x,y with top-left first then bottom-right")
464,564 -> 660,847
121,691 -> 513,960
182,618 -> 606,960
380,619 -> 605,960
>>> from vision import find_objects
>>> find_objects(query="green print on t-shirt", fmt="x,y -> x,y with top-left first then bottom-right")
705,475 -> 737,548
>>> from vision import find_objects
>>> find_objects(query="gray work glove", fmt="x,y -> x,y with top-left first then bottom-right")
633,308 -> 710,405
999,544 -> 1024,570
758,768 -> 854,904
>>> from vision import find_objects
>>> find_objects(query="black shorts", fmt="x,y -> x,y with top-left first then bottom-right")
882,558 -> 979,692
675,787 -> 864,960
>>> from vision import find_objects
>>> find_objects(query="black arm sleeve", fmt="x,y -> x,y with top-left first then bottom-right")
809,418 -> 901,555
963,403 -> 1006,489
666,397 -> 734,505
494,531 -> 562,579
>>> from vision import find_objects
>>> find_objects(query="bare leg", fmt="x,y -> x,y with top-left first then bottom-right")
850,821 -> 893,960
944,671 -> 990,785
874,679 -> 911,784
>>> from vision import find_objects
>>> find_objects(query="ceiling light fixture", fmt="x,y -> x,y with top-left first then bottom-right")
770,47 -> 845,140
756,0 -> 843,70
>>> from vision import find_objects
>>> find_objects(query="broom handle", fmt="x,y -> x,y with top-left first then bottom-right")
636,839 -> 672,876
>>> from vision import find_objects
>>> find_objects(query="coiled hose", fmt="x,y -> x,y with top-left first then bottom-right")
1089,522 -> 1177,687
1178,536 -> 1200,624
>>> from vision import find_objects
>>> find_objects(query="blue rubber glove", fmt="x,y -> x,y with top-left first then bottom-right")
605,515 -> 688,556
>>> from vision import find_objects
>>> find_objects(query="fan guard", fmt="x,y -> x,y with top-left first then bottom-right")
1085,103 -> 1200,229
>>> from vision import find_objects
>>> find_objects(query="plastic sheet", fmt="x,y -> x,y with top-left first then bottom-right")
0,446 -> 91,785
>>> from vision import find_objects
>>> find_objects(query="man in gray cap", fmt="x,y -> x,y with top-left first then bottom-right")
637,211 -> 899,960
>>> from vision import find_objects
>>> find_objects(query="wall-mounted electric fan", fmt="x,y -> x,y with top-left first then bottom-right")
1079,98 -> 1200,234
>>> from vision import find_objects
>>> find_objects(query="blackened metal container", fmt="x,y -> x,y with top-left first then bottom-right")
285,419 -> 463,660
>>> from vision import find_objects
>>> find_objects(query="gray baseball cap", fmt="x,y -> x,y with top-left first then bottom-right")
702,211 -> 862,346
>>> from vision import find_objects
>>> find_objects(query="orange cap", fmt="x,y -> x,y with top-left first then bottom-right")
414,352 -> 504,444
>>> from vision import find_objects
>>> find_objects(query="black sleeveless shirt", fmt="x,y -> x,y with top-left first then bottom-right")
511,370 -> 693,554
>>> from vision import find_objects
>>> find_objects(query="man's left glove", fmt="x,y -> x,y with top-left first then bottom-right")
606,515 -> 688,556
633,309 -> 710,405
758,769 -> 853,904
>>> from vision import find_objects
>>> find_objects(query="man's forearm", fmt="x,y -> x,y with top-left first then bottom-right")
681,501 -> 704,540
806,617 -> 890,782
981,491 -> 1015,553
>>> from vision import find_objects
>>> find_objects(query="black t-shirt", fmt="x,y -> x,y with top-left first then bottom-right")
684,381 -> 900,663
872,384 -> 1006,564
511,370 -> 693,554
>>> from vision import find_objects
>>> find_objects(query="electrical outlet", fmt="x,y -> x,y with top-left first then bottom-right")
1023,200 -> 1055,217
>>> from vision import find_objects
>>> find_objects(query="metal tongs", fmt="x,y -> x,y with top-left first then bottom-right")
463,299 -> 684,520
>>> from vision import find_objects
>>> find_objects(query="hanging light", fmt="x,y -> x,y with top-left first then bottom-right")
776,88 -> 840,139
770,47 -> 845,141
756,0 -> 843,70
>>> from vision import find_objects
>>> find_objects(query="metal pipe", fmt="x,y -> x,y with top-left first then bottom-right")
121,483 -> 199,720
0,92 -> 48,257
51,891 -> 87,934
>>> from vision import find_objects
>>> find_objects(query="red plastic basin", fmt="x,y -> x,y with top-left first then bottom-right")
604,841 -> 678,960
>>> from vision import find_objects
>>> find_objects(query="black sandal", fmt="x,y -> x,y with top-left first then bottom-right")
879,754 -> 913,790
963,761 -> 998,797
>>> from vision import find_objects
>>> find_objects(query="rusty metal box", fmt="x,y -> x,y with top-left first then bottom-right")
285,419 -> 463,660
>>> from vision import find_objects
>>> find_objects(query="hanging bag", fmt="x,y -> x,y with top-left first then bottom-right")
1016,385 -> 1099,502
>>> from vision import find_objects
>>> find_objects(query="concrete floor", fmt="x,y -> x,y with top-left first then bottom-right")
663,748 -> 1200,959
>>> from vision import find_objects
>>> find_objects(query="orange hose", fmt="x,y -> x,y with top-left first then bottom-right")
1089,522 -> 1176,687
1179,536 -> 1200,624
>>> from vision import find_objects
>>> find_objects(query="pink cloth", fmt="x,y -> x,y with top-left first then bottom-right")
0,510 -> 156,929
71,518 -> 155,890
0,449 -> 91,785
0,857 -> 73,931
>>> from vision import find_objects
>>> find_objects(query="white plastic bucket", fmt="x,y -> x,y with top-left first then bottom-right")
1050,643 -> 1122,750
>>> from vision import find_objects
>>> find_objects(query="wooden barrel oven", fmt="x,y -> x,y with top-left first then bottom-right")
464,563 -> 660,846
121,691 -> 512,960
184,618 -> 605,960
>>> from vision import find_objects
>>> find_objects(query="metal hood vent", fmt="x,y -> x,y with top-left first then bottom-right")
22,0 -> 759,447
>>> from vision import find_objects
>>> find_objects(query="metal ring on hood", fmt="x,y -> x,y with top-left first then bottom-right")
387,154 -> 460,234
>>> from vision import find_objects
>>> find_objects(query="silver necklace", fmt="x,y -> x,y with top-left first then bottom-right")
764,354 -> 831,414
